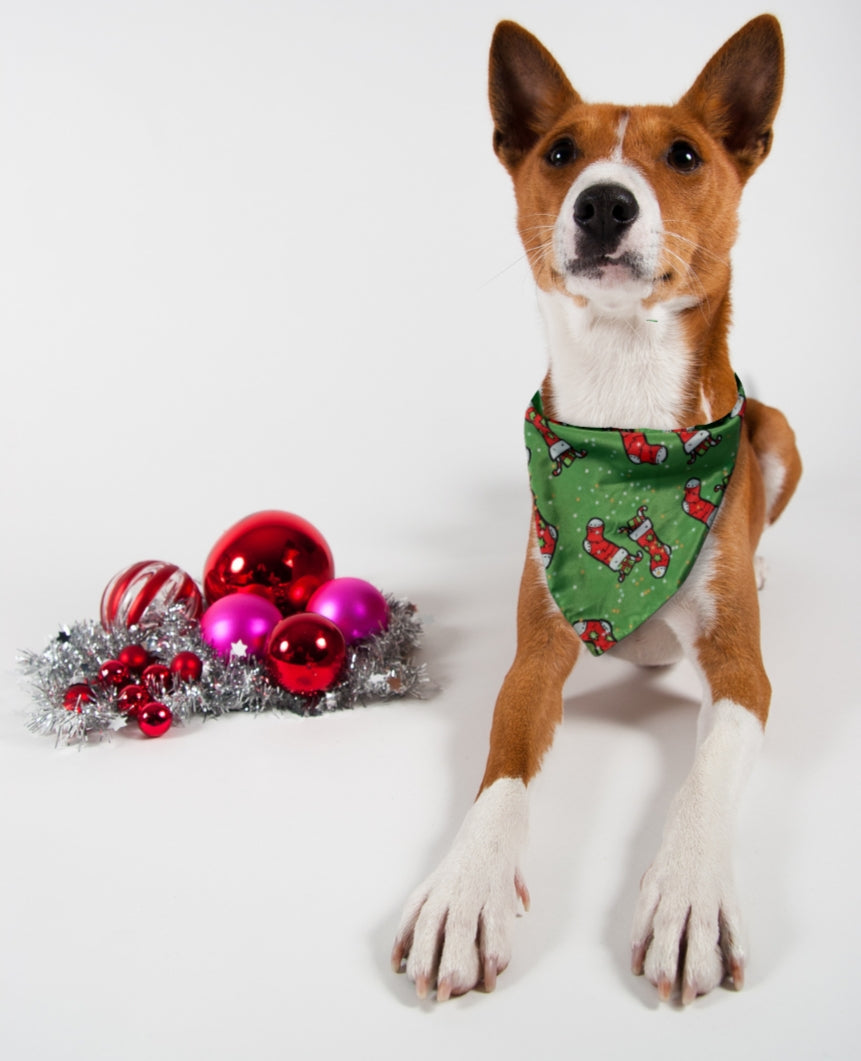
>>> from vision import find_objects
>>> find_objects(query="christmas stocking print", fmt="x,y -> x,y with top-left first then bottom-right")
524,382 -> 745,655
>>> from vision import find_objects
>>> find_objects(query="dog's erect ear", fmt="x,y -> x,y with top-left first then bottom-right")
489,21 -> 581,170
679,14 -> 784,177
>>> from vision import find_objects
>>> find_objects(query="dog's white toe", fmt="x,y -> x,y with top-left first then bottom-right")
392,778 -> 528,1000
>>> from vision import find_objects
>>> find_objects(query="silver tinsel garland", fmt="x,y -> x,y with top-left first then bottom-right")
20,597 -> 430,746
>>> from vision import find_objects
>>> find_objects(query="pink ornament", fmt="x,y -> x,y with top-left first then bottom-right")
100,560 -> 203,630
266,613 -> 346,694
307,578 -> 389,644
202,511 -> 334,615
200,594 -> 282,659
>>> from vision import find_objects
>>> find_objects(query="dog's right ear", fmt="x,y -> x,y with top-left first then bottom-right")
489,21 -> 580,171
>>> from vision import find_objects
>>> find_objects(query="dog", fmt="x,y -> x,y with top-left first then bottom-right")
392,14 -> 801,1004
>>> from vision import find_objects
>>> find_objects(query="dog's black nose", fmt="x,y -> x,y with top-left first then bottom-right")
573,184 -> 639,246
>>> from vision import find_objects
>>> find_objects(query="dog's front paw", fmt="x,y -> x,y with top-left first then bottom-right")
630,853 -> 746,1005
391,778 -> 529,1001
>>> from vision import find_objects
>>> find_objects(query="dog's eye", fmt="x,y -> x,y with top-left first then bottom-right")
546,138 -> 577,168
667,140 -> 702,173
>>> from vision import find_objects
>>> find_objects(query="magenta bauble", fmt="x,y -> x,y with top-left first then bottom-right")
265,613 -> 346,694
307,577 -> 389,644
202,510 -> 334,615
200,593 -> 283,659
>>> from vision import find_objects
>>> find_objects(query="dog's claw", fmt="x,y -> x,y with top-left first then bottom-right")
390,940 -> 406,973
657,975 -> 673,1002
415,974 -> 431,1000
515,871 -> 531,912
436,978 -> 452,1003
631,941 -> 647,976
483,957 -> 499,993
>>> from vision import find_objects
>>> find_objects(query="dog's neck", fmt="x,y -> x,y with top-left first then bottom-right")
538,286 -> 738,431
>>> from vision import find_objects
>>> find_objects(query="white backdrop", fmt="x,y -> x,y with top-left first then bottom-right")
1,1 -> 858,1058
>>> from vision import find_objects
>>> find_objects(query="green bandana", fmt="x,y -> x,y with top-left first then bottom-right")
525,382 -> 745,655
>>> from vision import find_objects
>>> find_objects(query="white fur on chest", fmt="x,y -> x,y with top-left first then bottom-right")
538,287 -> 693,429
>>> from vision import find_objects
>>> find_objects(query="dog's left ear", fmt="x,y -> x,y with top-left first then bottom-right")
679,14 -> 784,177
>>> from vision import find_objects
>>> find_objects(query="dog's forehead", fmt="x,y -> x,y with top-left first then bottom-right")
548,102 -> 705,160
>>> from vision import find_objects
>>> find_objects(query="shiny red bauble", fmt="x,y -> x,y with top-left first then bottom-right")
117,683 -> 150,717
170,651 -> 204,683
97,659 -> 130,688
118,644 -> 150,672
265,614 -> 346,694
63,683 -> 95,712
138,702 -> 173,738
142,663 -> 171,697
203,511 -> 334,616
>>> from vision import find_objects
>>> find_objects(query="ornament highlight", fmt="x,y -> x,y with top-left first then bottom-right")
138,702 -> 173,738
100,560 -> 203,630
203,511 -> 334,615
266,613 -> 346,694
307,577 -> 390,644
200,593 -> 283,659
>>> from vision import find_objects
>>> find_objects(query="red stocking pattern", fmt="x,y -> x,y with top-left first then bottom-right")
583,518 -> 643,583
573,619 -> 617,653
682,478 -> 717,527
526,405 -> 587,476
619,430 -> 668,465
619,505 -> 672,578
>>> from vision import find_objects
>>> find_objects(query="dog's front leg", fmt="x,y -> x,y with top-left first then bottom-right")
392,545 -> 580,1000
631,557 -> 770,1004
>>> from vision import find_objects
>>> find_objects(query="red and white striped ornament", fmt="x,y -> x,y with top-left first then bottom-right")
100,560 -> 203,631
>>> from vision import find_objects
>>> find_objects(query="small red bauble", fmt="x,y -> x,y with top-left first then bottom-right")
142,663 -> 171,697
170,651 -> 204,683
100,560 -> 203,630
202,511 -> 334,616
266,613 -> 346,694
117,684 -> 149,717
118,644 -> 150,672
138,702 -> 173,738
63,683 -> 95,712
98,659 -> 130,688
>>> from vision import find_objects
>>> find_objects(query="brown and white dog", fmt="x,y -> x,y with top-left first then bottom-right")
392,15 -> 801,1004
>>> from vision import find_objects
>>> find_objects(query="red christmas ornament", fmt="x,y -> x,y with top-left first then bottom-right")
265,613 -> 346,694
170,651 -> 203,683
203,511 -> 334,616
98,659 -> 130,688
100,560 -> 203,631
138,702 -> 173,738
63,683 -> 95,712
142,663 -> 171,697
118,644 -> 150,672
117,683 -> 149,717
